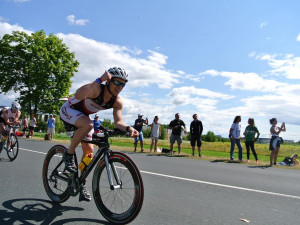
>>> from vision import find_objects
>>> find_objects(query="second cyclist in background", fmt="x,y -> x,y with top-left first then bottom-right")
0,102 -> 21,136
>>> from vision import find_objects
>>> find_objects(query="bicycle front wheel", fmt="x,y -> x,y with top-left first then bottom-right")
6,133 -> 19,161
92,151 -> 144,224
42,145 -> 70,203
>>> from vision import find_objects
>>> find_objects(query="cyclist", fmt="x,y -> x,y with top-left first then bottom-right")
0,102 -> 21,136
59,67 -> 139,202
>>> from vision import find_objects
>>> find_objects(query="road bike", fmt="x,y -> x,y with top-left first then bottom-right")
42,126 -> 144,224
0,125 -> 19,161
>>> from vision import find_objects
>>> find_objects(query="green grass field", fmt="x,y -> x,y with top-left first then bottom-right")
32,132 -> 300,168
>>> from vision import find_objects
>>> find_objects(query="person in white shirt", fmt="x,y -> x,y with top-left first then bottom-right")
269,118 -> 286,166
150,116 -> 161,153
229,115 -> 243,162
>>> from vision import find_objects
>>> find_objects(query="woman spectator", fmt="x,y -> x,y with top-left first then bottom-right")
269,118 -> 286,166
243,118 -> 260,163
150,116 -> 161,153
28,114 -> 36,138
22,115 -> 28,137
229,115 -> 243,162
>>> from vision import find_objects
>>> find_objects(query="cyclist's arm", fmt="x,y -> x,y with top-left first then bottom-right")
113,97 -> 138,137
2,109 -> 10,124
13,111 -> 21,125
74,81 -> 100,100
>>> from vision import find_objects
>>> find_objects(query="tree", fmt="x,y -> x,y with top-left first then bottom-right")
102,118 -> 115,130
204,131 -> 217,142
0,30 -> 79,115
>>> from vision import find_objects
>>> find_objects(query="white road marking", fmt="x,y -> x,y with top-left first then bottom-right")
20,147 -> 300,200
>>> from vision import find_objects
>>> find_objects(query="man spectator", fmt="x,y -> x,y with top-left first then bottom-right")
47,114 -> 56,141
169,113 -> 186,155
133,114 -> 148,152
190,114 -> 203,157
93,114 -> 102,133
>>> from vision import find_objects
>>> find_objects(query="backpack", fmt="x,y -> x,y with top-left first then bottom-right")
283,157 -> 293,166
44,134 -> 49,140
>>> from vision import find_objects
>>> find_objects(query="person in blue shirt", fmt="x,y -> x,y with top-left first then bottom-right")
93,114 -> 102,133
133,114 -> 148,152
47,114 -> 55,141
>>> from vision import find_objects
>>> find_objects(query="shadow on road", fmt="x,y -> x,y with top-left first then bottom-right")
247,165 -> 271,169
210,159 -> 242,163
0,198 -> 109,225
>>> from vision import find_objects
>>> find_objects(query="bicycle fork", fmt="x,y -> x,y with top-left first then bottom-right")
104,152 -> 122,190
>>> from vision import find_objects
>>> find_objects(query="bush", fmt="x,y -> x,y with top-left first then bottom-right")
55,118 -> 66,133
204,131 -> 217,142
160,126 -> 166,140
36,119 -> 47,132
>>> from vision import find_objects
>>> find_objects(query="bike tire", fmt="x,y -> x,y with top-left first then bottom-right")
6,133 -> 19,161
42,145 -> 71,203
92,151 -> 144,224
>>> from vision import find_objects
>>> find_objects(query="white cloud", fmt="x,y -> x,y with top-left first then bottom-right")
297,33 -> 300,42
66,15 -> 89,26
260,22 -> 267,29
256,53 -> 300,79
56,33 -> 180,91
199,70 -> 285,92
0,22 -> 32,37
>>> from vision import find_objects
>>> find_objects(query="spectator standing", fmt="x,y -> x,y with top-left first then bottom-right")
93,114 -> 102,133
28,114 -> 36,138
269,118 -> 286,166
150,116 -> 161,153
243,118 -> 260,163
47,114 -> 56,141
229,115 -> 243,162
133,114 -> 148,152
169,113 -> 187,156
22,115 -> 28,137
190,114 -> 203,157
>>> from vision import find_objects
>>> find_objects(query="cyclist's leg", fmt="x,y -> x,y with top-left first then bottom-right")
79,142 -> 94,201
0,119 -> 6,134
60,104 -> 93,173
68,116 -> 93,154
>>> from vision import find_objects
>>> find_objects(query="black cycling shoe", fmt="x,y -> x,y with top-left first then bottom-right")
63,152 -> 77,173
79,185 -> 92,202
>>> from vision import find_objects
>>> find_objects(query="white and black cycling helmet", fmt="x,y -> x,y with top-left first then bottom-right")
11,101 -> 21,110
108,67 -> 129,82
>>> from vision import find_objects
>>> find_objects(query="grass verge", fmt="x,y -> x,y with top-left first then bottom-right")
30,132 -> 300,169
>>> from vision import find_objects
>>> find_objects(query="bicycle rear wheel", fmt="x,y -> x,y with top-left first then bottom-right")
6,133 -> 19,161
92,151 -> 144,224
42,145 -> 70,203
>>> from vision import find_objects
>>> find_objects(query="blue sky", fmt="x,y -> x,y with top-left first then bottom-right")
1,0 -> 300,140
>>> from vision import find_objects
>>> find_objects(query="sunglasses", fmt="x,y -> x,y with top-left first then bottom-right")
112,80 -> 126,88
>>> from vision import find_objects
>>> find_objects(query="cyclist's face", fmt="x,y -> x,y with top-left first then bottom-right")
109,78 -> 126,95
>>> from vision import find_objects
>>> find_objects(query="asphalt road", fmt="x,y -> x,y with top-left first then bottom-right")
1,138 -> 300,225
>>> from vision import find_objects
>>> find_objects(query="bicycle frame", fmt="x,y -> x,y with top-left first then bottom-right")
50,134 -> 123,193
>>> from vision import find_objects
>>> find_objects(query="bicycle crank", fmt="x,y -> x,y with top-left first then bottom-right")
67,174 -> 80,196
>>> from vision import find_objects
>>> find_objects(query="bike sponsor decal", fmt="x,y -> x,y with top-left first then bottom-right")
112,155 -> 127,162
82,99 -> 101,114
62,107 -> 72,120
